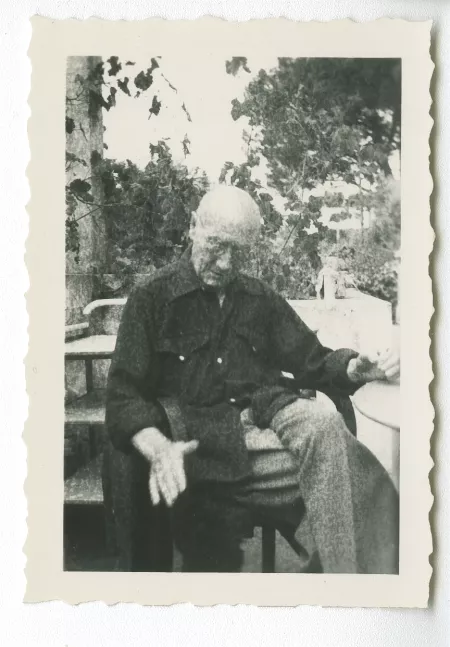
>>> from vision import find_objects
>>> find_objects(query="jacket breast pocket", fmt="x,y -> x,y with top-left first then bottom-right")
155,332 -> 210,396
156,332 -> 209,359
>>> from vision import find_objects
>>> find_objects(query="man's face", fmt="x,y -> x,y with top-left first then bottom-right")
190,222 -> 253,289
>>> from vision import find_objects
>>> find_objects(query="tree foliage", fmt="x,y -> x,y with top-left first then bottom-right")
65,56 -> 187,259
98,142 -> 208,294
65,56 -> 401,310
225,57 -> 251,76
231,59 -> 400,196
225,58 -> 401,304
319,178 -> 401,310
219,156 -> 324,299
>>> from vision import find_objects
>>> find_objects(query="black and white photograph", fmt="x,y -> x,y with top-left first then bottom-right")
25,17 -> 433,607
63,53 -> 401,575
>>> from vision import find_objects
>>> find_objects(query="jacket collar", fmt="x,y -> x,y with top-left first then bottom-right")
232,273 -> 265,296
165,247 -> 203,302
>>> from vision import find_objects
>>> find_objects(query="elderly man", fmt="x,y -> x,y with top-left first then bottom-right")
105,185 -> 399,574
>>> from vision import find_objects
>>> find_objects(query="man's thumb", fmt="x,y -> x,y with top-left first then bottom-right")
359,352 -> 377,366
180,440 -> 199,455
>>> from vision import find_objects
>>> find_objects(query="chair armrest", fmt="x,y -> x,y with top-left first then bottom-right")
83,298 -> 128,317
280,375 -> 357,437
318,387 -> 357,437
65,321 -> 89,342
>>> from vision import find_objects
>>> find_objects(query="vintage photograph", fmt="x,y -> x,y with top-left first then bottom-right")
25,17 -> 433,607
63,53 -> 402,574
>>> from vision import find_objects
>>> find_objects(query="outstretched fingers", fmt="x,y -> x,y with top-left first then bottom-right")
179,440 -> 199,455
172,456 -> 186,493
148,440 -> 199,507
377,349 -> 400,379
149,471 -> 160,506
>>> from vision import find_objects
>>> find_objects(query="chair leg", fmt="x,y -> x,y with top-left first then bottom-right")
277,528 -> 310,564
261,525 -> 276,572
88,425 -> 97,459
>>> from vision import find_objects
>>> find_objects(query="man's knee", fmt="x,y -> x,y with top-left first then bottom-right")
309,408 -> 347,439
271,399 -> 347,450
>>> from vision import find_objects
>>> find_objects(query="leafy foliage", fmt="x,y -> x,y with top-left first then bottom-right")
65,117 -> 76,134
98,142 -> 209,294
148,95 -> 162,119
225,57 -> 251,76
230,59 -> 400,208
65,56 -> 401,312
134,58 -> 159,92
117,77 -> 131,96
224,58 -> 401,305
107,56 -> 122,76
65,56 -> 184,258
219,157 -> 321,298
319,178 -> 401,308
66,151 -> 87,169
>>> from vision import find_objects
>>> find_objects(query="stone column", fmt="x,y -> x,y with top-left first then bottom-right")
65,56 -> 107,324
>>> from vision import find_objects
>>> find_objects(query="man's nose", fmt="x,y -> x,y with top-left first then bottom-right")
215,249 -> 233,271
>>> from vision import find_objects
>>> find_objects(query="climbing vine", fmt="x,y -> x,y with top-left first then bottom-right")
65,56 -> 189,260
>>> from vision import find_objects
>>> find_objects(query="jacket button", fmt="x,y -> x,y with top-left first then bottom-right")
217,357 -> 223,364
179,355 -> 185,362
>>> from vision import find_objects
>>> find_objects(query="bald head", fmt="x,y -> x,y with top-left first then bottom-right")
189,185 -> 261,289
194,185 -> 261,239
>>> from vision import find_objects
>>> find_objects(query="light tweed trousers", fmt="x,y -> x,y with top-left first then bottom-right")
237,399 -> 399,574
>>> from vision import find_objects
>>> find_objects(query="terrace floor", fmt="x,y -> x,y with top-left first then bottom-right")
64,504 -> 313,573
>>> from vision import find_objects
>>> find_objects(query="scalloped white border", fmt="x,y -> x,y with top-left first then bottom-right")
24,16 -> 433,607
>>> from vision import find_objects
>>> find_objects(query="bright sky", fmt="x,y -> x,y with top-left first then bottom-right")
103,54 -> 279,181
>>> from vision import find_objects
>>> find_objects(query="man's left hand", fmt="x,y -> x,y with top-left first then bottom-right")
347,348 -> 400,384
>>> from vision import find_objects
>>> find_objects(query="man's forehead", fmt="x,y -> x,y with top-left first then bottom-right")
198,222 -> 257,244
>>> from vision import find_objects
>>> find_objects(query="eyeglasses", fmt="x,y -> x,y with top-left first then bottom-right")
202,238 -> 251,262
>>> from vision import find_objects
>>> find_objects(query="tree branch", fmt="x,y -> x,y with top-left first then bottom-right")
68,190 -> 145,218
74,205 -> 103,222
161,72 -> 178,93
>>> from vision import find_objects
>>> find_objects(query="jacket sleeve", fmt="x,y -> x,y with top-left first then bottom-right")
268,291 -> 361,396
105,285 -> 167,453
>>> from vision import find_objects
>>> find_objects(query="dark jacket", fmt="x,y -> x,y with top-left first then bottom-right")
105,250 -> 359,485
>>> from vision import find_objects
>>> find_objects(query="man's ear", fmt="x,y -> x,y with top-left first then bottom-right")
188,211 -> 197,240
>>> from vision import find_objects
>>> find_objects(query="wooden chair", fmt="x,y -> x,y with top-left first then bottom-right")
64,299 -> 356,573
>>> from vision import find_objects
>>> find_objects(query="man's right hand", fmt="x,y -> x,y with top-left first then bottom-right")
131,427 -> 198,507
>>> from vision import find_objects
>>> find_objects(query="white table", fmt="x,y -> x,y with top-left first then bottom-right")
352,380 -> 400,490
